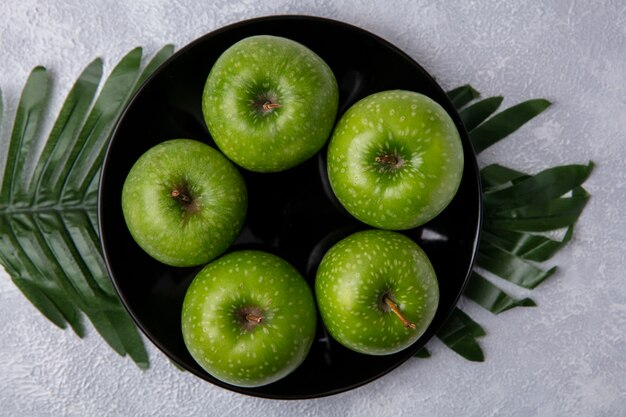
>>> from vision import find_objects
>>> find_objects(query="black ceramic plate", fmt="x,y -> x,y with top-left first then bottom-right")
98,15 -> 482,399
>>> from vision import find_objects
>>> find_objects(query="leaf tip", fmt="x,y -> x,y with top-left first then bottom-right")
124,47 -> 144,62
467,84 -> 480,97
539,98 -> 553,108
469,352 -> 485,362
414,347 -> 431,358
91,57 -> 104,68
586,160 -> 596,173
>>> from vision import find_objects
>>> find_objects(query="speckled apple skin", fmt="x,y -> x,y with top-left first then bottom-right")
121,139 -> 247,267
315,230 -> 439,355
327,90 -> 464,230
181,250 -> 317,387
202,35 -> 339,172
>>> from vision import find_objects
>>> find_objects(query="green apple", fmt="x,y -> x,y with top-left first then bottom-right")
327,90 -> 464,230
181,250 -> 317,387
121,139 -> 247,267
202,35 -> 339,172
315,230 -> 439,355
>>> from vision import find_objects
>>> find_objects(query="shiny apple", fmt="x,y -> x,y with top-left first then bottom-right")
181,250 -> 317,387
315,229 -> 439,355
327,90 -> 464,229
202,35 -> 339,172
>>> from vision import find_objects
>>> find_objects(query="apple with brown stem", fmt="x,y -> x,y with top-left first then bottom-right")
315,229 -> 439,355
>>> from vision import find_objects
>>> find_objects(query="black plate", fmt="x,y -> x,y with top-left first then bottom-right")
98,15 -> 482,399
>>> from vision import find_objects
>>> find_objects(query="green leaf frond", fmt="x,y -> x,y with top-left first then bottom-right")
437,85 -> 593,361
0,45 -> 175,369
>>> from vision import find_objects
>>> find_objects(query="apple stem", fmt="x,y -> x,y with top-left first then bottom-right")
262,101 -> 281,111
375,154 -> 403,168
383,295 -> 416,329
246,313 -> 264,324
171,189 -> 192,204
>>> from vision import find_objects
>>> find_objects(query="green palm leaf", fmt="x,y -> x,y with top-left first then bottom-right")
437,308 -> 486,362
460,96 -> 503,131
61,48 -> 143,205
464,272 -> 536,314
447,85 -> 480,109
0,67 -> 49,207
469,99 -> 552,153
0,45 -> 174,368
481,226 -> 574,262
27,59 -> 103,206
483,163 -> 594,212
480,163 -> 527,191
428,85 -> 593,362
33,58 -> 104,207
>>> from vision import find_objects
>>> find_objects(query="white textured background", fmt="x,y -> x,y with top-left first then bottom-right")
1,1 -> 625,416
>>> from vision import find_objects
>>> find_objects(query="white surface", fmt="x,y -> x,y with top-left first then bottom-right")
1,1 -> 625,416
